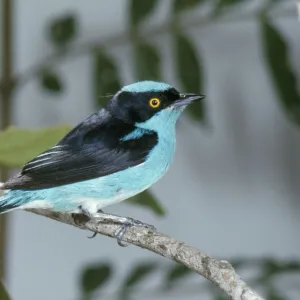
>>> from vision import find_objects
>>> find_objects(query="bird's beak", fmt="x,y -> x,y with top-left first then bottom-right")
173,93 -> 205,107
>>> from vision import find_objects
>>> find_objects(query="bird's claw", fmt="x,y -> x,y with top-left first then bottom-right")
88,232 -> 97,239
115,218 -> 156,247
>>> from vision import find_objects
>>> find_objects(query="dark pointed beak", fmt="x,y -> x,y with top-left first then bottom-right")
173,93 -> 205,107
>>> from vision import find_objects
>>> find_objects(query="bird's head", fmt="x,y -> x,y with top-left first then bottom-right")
106,81 -> 204,131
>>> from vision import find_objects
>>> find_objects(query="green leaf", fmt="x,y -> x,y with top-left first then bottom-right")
261,18 -> 300,126
258,259 -> 300,283
134,42 -> 161,81
214,294 -> 229,300
0,125 -> 71,168
165,264 -> 193,288
173,0 -> 204,13
267,287 -> 285,300
81,263 -> 112,295
215,0 -> 245,11
129,0 -> 158,27
127,190 -> 165,216
122,262 -> 157,289
0,281 -> 11,300
259,259 -> 281,282
174,32 -> 205,123
93,49 -> 121,108
213,293 -> 229,300
283,260 -> 300,272
49,15 -> 77,47
40,70 -> 63,93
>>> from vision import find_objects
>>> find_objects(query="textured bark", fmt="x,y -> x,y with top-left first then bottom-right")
27,208 -> 264,300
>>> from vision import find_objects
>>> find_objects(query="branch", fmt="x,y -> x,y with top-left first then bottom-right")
28,208 -> 264,300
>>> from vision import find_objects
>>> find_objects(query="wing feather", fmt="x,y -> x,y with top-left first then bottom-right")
3,110 -> 157,190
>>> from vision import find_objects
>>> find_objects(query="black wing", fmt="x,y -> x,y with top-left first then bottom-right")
3,109 -> 158,190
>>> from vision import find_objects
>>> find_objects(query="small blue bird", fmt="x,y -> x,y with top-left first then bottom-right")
0,81 -> 204,245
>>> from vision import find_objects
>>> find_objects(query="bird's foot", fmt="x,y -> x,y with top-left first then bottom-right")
115,218 -> 156,247
78,205 -> 156,246
78,206 -> 103,239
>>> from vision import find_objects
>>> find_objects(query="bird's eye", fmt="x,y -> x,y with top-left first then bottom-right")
149,98 -> 161,108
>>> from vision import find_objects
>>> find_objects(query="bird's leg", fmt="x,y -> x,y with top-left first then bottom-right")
87,209 -> 104,239
79,206 -> 156,246
78,206 -> 102,239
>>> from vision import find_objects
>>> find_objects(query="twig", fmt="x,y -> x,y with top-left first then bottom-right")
27,208 -> 264,300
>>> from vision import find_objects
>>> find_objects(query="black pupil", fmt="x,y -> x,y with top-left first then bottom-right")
152,99 -> 158,106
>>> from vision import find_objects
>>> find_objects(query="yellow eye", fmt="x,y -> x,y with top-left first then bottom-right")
149,98 -> 161,108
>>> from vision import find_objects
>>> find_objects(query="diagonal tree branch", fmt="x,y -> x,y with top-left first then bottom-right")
27,208 -> 264,300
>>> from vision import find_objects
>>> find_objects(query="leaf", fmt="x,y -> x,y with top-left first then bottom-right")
134,42 -> 161,81
215,0 -> 245,10
164,264 -> 193,288
122,262 -> 157,289
258,259 -> 300,283
267,287 -> 285,300
0,125 -> 71,168
40,70 -> 63,93
261,18 -> 300,126
92,49 -> 121,108
127,190 -> 165,216
0,281 -> 11,300
49,14 -> 77,47
213,293 -> 229,300
129,0 -> 158,27
81,263 -> 112,295
283,260 -> 300,272
173,0 -> 204,13
174,32 -> 205,123
259,259 -> 281,282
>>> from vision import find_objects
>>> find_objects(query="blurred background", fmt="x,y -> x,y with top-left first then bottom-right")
0,0 -> 300,299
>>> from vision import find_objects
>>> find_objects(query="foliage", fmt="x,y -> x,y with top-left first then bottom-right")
77,257 -> 300,299
174,31 -> 205,123
80,263 -> 112,298
164,264 -> 192,289
0,126 -> 71,168
0,281 -> 11,300
120,262 -> 157,299
260,16 -> 300,126
39,69 -> 63,93
128,0 -> 158,27
127,190 -> 165,216
134,42 -> 161,81
48,14 -> 77,47
173,0 -> 205,13
0,1 -> 299,300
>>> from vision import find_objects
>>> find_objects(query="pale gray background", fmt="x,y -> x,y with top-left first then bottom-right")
1,0 -> 300,299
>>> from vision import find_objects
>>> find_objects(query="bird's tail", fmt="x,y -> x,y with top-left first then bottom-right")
0,182 -> 16,214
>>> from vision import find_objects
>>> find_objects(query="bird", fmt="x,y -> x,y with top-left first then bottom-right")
0,80 -> 204,245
